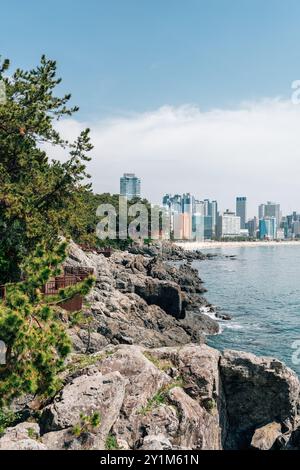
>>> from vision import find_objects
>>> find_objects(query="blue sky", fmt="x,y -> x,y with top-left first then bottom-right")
1,0 -> 300,119
2,1 -> 300,215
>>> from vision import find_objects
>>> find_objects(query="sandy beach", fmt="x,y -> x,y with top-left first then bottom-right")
175,240 -> 300,250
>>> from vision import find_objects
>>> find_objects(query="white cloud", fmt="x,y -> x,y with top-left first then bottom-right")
49,99 -> 300,218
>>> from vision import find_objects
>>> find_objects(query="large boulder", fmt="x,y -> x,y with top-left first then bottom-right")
99,346 -> 171,448
250,422 -> 282,450
41,371 -> 127,449
0,422 -> 47,450
168,386 -> 221,449
220,350 -> 300,449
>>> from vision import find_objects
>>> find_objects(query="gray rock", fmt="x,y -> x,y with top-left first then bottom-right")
134,278 -> 183,319
140,434 -> 173,450
251,422 -> 282,450
220,350 -> 300,449
0,422 -> 47,450
168,386 -> 221,449
41,371 -> 127,449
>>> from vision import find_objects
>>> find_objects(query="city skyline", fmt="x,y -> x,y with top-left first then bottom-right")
161,190 -> 300,240
3,1 -> 300,216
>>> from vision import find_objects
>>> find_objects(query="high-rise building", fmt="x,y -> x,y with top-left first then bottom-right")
259,217 -> 277,240
181,193 -> 194,214
236,197 -> 247,229
211,200 -> 218,237
192,213 -> 205,241
258,204 -> 265,220
194,200 -> 205,216
293,221 -> 300,238
202,199 -> 218,236
204,215 -> 213,239
162,193 -> 218,240
259,202 -> 281,226
217,210 -> 241,238
247,217 -> 258,238
120,173 -> 141,200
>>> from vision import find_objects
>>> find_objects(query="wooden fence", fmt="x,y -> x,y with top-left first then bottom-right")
0,266 -> 94,313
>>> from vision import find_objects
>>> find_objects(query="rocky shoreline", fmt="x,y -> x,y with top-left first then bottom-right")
1,242 -> 300,451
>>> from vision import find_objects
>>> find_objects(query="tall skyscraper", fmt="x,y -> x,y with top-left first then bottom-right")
211,200 -> 218,237
120,173 -> 141,200
181,193 -> 194,214
192,213 -> 205,241
236,197 -> 247,229
258,204 -> 265,220
194,199 -> 205,216
259,202 -> 281,226
202,199 -> 218,237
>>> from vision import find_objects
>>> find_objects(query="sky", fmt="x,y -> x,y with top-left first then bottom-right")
1,0 -> 300,217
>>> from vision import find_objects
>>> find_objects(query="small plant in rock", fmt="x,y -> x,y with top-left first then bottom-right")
67,354 -> 104,374
202,397 -> 217,414
0,408 -> 19,436
139,377 -> 185,415
27,427 -> 39,440
105,433 -> 120,450
143,352 -> 173,372
71,411 -> 101,438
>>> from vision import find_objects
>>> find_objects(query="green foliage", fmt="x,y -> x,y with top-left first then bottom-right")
71,411 -> 101,437
69,191 -> 154,250
105,433 -> 120,450
0,408 -> 19,435
0,55 -> 93,283
143,351 -> 173,371
202,397 -> 217,414
27,427 -> 39,440
139,378 -> 185,415
66,353 -> 104,374
0,242 -> 95,406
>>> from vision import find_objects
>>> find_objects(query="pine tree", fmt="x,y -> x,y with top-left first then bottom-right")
0,55 -> 93,283
0,242 -> 95,406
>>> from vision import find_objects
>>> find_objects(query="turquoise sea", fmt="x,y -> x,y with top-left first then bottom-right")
193,245 -> 300,376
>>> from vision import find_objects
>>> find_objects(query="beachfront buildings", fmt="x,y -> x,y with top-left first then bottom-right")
120,173 -> 141,200
259,201 -> 281,226
162,194 -> 218,240
236,197 -> 247,229
259,217 -> 277,240
247,217 -> 258,238
217,210 -> 241,238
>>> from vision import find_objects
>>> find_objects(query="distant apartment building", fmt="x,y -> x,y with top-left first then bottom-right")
203,215 -> 213,239
181,193 -> 194,214
259,201 -> 281,226
194,199 -> 205,216
293,220 -> 300,238
236,197 -> 247,229
201,199 -> 218,237
259,217 -> 277,240
192,213 -> 205,241
120,173 -> 141,199
162,193 -> 218,240
247,217 -> 258,238
217,210 -> 241,238
173,212 -> 192,240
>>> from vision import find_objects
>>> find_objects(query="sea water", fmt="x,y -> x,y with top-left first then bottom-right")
193,245 -> 300,376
